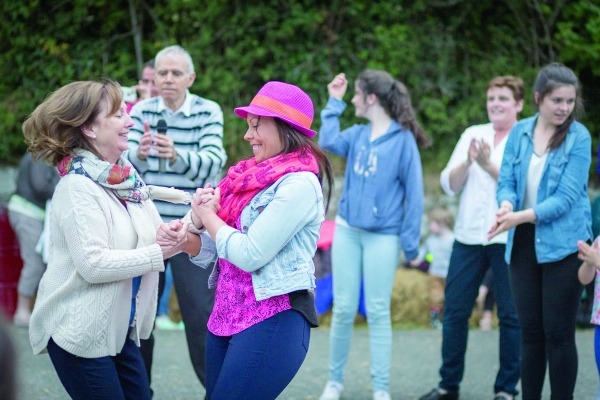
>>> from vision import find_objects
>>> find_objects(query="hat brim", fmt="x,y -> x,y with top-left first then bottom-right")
234,105 -> 317,139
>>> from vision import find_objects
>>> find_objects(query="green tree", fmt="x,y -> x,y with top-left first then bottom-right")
0,0 -> 598,179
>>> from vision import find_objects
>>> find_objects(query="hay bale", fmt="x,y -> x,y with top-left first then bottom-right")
391,268 -> 430,326
318,268 -> 430,327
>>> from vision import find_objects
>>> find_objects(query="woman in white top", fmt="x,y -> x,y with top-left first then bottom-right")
420,76 -> 524,400
24,80 -> 185,400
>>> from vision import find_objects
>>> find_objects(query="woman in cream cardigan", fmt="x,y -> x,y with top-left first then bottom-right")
24,80 -> 187,400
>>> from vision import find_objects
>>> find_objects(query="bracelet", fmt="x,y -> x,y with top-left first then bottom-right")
500,204 -> 513,212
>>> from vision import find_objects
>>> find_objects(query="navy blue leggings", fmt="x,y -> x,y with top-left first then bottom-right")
47,336 -> 150,400
595,326 -> 600,376
509,224 -> 583,400
205,309 -> 310,400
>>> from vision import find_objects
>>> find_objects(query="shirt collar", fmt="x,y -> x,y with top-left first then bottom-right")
157,90 -> 193,116
522,113 -> 539,140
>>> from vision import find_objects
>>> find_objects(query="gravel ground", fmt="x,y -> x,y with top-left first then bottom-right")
8,324 -> 598,400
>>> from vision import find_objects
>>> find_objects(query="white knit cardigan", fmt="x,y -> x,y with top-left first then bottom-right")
29,174 -> 165,357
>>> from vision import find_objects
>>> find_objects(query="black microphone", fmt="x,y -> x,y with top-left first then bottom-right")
156,119 -> 168,173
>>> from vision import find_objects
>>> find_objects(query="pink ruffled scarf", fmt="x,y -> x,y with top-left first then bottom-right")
217,150 -> 319,227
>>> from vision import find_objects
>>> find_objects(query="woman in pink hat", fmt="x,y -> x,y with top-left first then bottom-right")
157,81 -> 334,399
318,70 -> 431,400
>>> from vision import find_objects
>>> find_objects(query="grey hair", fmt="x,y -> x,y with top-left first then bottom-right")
155,45 -> 195,74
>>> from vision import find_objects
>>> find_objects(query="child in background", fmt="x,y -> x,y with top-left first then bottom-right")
476,268 -> 495,331
577,237 -> 600,397
411,207 -> 455,328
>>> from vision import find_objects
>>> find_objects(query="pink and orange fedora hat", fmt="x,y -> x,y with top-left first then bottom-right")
234,81 -> 317,138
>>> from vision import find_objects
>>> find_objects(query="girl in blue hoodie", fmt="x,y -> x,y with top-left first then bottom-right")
318,70 -> 430,400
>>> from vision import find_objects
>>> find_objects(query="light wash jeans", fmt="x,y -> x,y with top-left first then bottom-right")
326,223 -> 399,392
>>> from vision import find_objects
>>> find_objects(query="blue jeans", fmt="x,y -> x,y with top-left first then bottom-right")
439,241 -> 521,395
170,251 -> 215,387
47,336 -> 150,400
327,223 -> 400,392
596,326 -> 600,383
205,309 -> 310,400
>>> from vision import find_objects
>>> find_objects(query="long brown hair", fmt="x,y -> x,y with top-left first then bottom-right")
356,69 -> 432,149
533,62 -> 583,150
275,118 -> 334,213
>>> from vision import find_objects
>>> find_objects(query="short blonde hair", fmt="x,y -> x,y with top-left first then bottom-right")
22,80 -> 123,165
487,75 -> 525,103
428,207 -> 454,230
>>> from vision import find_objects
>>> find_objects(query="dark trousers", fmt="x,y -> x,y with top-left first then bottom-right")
440,241 -> 521,395
595,326 -> 600,377
140,253 -> 214,392
205,309 -> 310,400
47,336 -> 150,400
509,224 -> 583,400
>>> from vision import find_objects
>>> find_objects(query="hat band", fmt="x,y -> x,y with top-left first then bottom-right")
251,94 -> 312,129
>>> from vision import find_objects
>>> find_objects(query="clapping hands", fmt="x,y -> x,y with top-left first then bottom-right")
468,138 -> 491,170
577,239 -> 600,268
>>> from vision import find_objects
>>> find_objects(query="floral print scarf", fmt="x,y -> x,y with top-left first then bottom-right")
57,149 -> 149,203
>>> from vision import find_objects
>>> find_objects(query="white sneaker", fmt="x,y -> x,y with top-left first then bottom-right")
155,315 -> 184,330
373,390 -> 391,400
319,381 -> 343,400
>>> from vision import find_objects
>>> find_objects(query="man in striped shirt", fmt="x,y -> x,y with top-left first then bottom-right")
126,44 -> 227,395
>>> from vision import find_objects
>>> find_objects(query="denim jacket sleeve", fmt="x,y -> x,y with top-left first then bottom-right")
214,172 -> 323,272
189,231 -> 218,269
534,123 -> 591,223
496,123 -> 520,209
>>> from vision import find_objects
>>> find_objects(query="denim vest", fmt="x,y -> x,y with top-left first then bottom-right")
191,171 -> 324,300
497,115 -> 592,264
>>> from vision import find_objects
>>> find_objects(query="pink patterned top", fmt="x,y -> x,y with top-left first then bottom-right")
207,256 -> 292,336
592,273 -> 600,326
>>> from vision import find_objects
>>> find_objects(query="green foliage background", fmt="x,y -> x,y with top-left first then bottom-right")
1,0 -> 599,179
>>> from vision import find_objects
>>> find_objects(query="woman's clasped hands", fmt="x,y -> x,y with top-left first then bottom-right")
156,219 -> 189,259
191,184 -> 221,229
487,203 -> 514,241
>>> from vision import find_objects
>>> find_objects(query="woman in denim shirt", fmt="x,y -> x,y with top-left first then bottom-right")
488,63 -> 592,400
158,81 -> 333,400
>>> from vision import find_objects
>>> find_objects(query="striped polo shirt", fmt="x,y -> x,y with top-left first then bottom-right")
126,91 -> 227,221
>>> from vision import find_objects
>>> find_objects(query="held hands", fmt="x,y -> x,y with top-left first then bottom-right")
156,220 -> 188,259
136,121 -> 178,163
191,184 -> 221,228
327,73 -> 348,100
